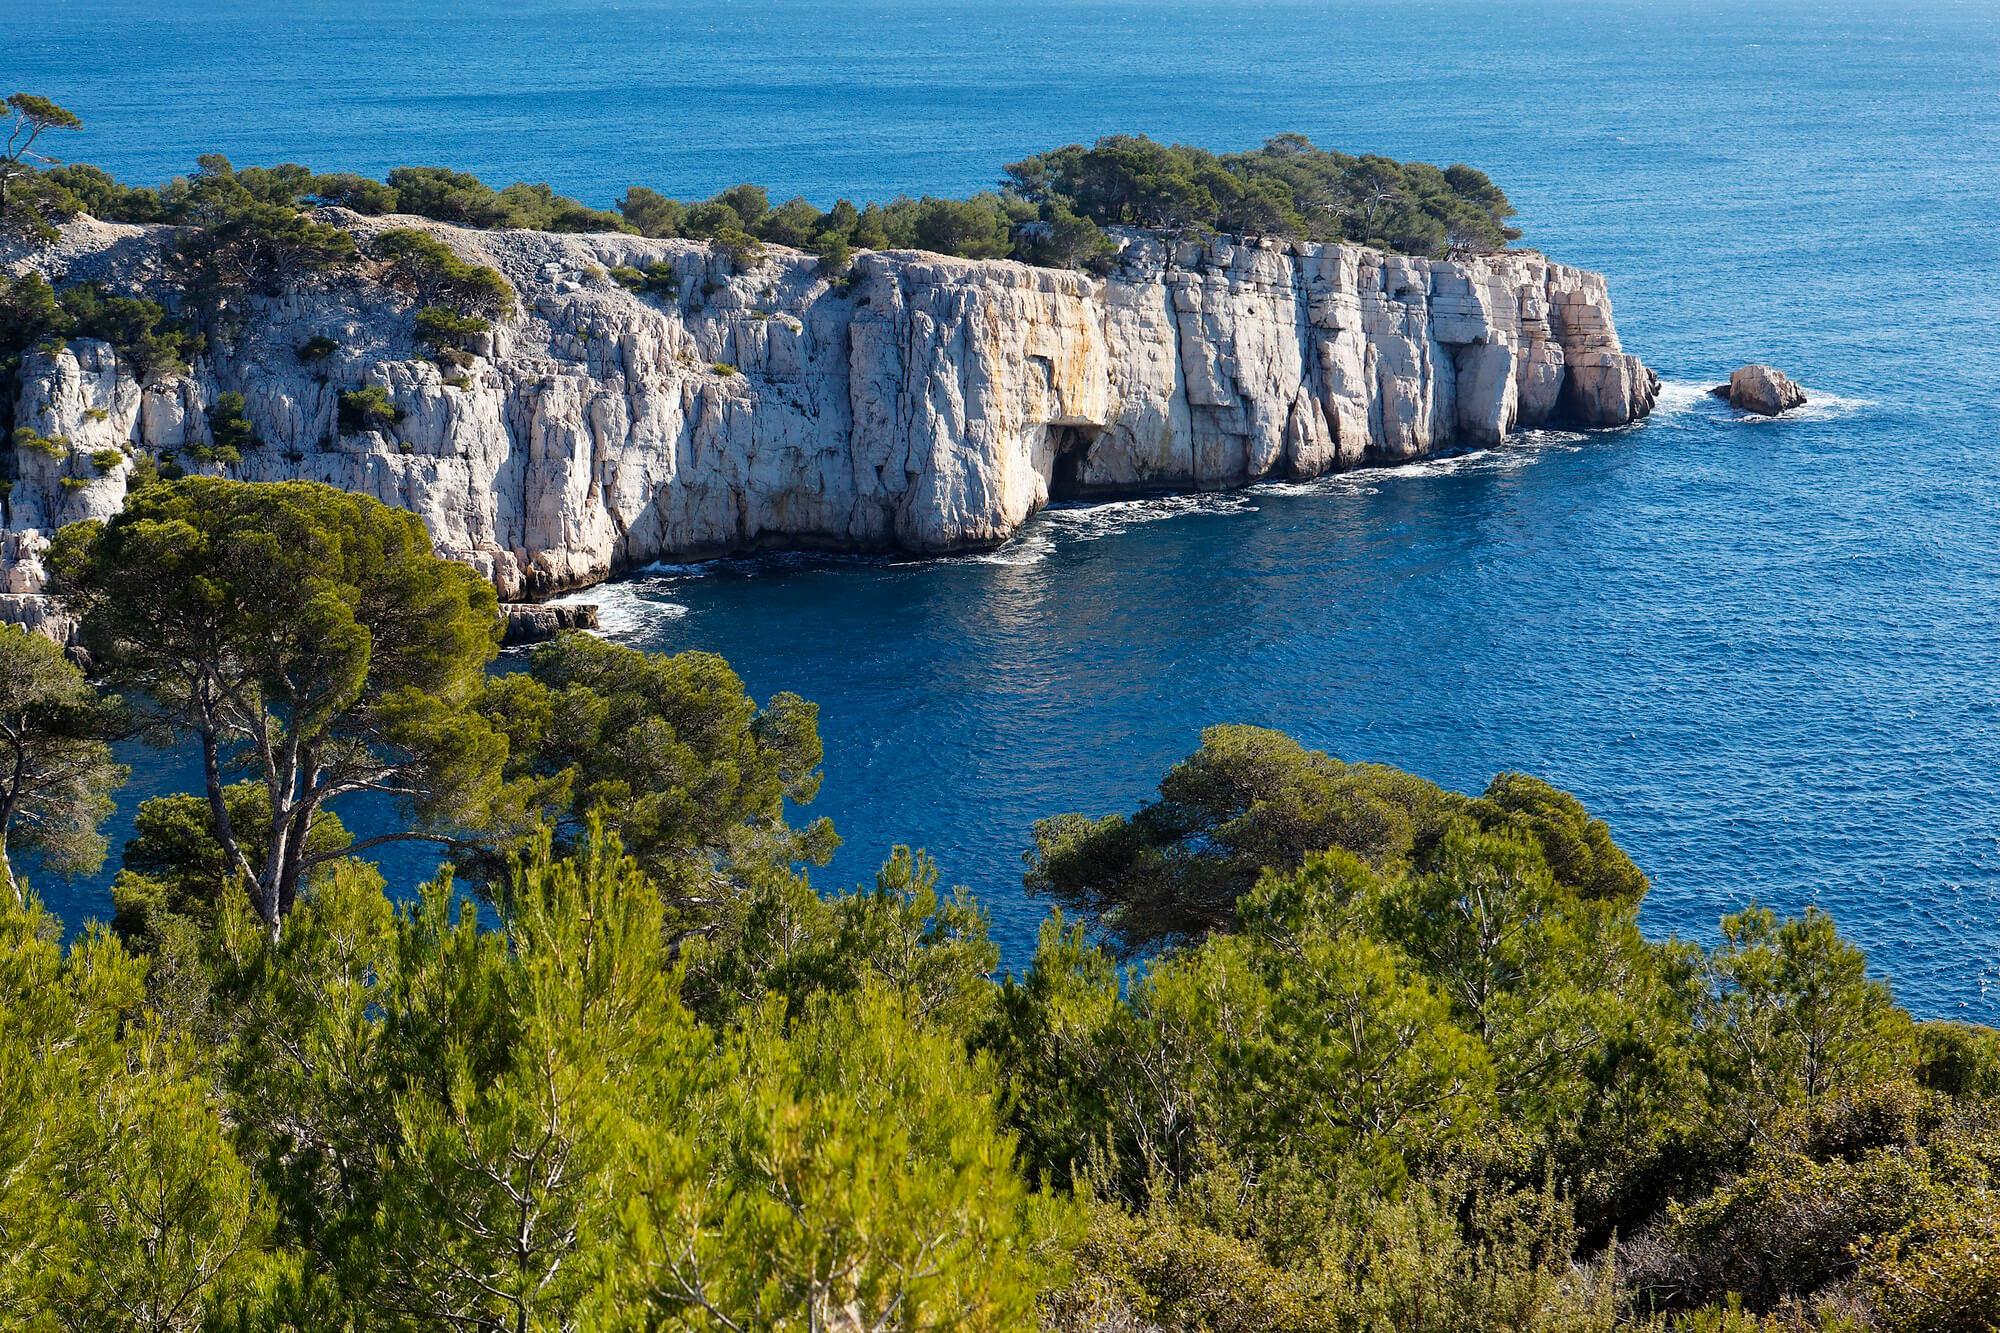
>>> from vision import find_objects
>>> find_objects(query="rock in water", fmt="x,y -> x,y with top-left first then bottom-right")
501,603 -> 600,645
1712,364 -> 1808,416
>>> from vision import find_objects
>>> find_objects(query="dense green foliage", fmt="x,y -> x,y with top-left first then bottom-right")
5,94 -> 1521,279
51,479 -> 510,941
370,227 -> 515,316
0,269 -> 199,444
1005,133 -> 1521,255
479,632 -> 836,941
6,480 -> 2000,1330
0,622 -> 126,901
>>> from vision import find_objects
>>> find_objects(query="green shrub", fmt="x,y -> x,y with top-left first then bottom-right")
0,278 -> 197,382
338,385 -> 402,433
711,226 -> 765,272
306,171 -> 399,214
710,362 -> 738,377
208,390 -> 258,453
610,260 -> 678,296
1014,203 -> 1116,273
295,334 -> 338,362
61,284 -> 198,378
382,166 -> 510,226
13,426 -> 69,459
83,406 -> 109,422
161,157 -> 357,289
813,232 -> 852,276
494,181 -> 630,233
41,162 -> 163,224
89,447 -> 124,474
57,475 -> 91,491
1915,1020 -> 2000,1096
1002,133 -> 1521,257
371,228 -> 515,317
412,304 -> 491,350
181,441 -> 241,469
616,185 -> 684,238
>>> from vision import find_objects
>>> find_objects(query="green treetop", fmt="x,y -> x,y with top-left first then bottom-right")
52,478 -> 514,940
0,622 -> 127,904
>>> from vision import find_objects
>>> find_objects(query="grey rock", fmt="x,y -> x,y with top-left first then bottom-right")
501,602 -> 600,646
1712,364 -> 1807,416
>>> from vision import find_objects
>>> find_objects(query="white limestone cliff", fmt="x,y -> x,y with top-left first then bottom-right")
2,213 -> 1655,610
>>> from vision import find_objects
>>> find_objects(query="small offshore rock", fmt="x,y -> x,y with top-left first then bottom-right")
501,603 -> 600,646
1711,364 -> 1807,416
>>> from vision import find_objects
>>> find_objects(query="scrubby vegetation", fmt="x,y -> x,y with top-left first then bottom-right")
5,95 -> 1522,292
0,270 -> 198,384
0,475 -> 1994,1329
2,95 -> 1528,488
336,384 -> 401,434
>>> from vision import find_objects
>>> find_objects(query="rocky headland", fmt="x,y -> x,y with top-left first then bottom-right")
1,211 -> 1657,622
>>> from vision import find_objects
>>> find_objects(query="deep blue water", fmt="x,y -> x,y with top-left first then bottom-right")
10,0 -> 2000,1016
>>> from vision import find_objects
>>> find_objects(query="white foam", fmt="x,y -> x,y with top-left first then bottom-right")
1036,491 -> 1258,542
1772,386 -> 1876,421
1651,379 -> 1718,418
632,556 -> 720,576
1654,377 -> 1877,425
550,580 -> 687,637
966,528 -> 1055,567
1254,437 -> 1583,496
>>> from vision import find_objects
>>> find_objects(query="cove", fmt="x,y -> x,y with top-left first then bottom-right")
562,378 -> 2000,1022
10,0 -> 1999,1019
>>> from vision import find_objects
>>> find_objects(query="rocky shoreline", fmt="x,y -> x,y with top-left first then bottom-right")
2,212 -> 1656,627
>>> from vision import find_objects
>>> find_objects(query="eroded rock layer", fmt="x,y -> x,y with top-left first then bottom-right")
2,214 -> 1655,606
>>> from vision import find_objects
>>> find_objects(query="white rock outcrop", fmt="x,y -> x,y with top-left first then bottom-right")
2,213 -> 1655,609
1713,363 -> 1807,417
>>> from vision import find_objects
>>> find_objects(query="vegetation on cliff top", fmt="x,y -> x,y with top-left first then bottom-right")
1,476 -> 1997,1330
4,93 -> 1521,279
0,93 -> 1525,494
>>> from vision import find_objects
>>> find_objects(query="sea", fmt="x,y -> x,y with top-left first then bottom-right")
8,0 -> 1999,1017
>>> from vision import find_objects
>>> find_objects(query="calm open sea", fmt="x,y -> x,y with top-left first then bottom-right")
9,0 -> 2000,1016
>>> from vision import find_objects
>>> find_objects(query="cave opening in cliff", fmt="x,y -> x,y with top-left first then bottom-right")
1049,425 -> 1101,501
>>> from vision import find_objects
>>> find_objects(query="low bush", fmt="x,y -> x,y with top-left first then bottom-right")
610,260 -> 679,296
371,228 -> 515,317
337,384 -> 402,433
13,426 -> 68,459
208,390 -> 258,453
412,304 -> 491,350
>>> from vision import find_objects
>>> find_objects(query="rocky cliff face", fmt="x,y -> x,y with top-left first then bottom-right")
2,213 -> 1655,608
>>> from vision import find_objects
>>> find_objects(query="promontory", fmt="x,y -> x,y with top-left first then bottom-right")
2,166 -> 1656,625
